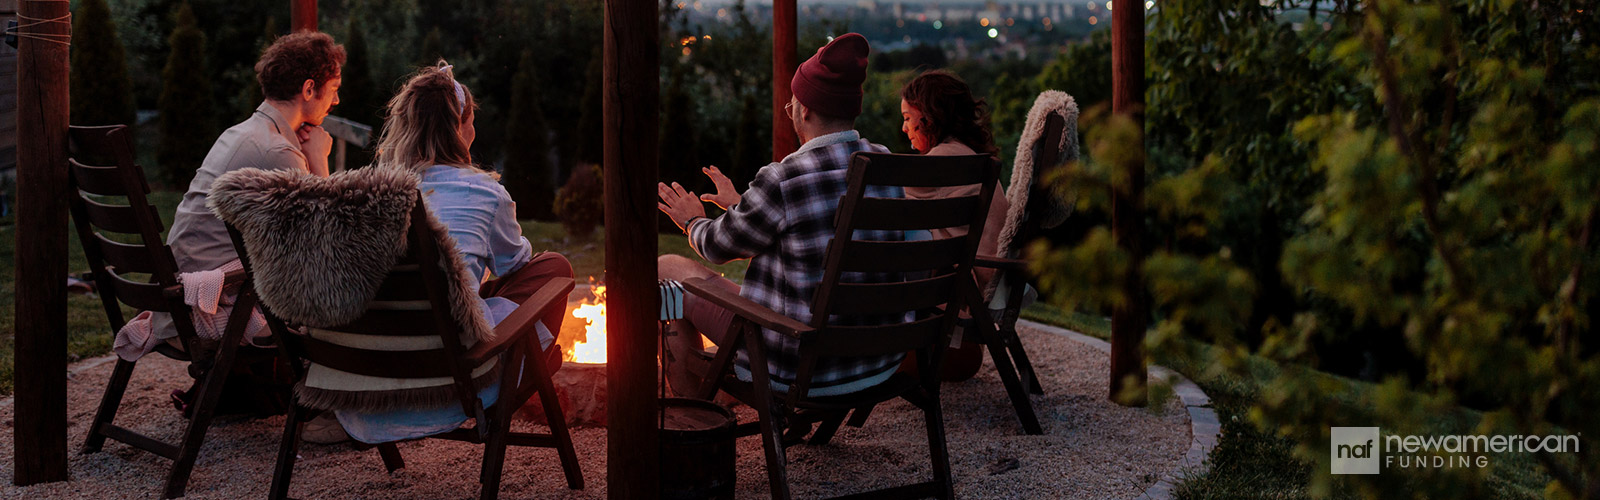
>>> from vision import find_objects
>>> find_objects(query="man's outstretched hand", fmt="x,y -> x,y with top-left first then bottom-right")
698,165 -> 741,210
658,181 -> 707,233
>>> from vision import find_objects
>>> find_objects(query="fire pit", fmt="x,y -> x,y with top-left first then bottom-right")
515,281 -> 610,427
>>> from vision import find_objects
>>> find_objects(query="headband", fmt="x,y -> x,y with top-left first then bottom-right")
438,64 -> 466,110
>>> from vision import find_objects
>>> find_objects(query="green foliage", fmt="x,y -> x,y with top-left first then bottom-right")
502,50 -> 556,220
1035,0 -> 1599,497
71,0 -> 138,128
856,69 -> 915,154
658,0 -> 773,191
339,17 -> 379,169
574,51 -> 604,166
659,63 -> 703,191
553,164 -> 604,240
156,2 -> 215,190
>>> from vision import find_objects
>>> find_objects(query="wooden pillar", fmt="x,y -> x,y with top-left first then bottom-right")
290,0 -> 315,32
1109,0 -> 1147,407
770,0 -> 798,161
13,0 -> 71,485
602,0 -> 660,498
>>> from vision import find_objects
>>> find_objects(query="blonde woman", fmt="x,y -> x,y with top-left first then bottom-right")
303,62 -> 573,444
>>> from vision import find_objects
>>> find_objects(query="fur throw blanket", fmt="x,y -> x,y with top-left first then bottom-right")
208,167 -> 499,412
996,90 -> 1080,257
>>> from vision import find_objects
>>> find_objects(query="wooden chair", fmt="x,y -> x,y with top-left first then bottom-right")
227,197 -> 584,500
966,109 -> 1075,436
674,151 -> 999,499
69,124 -> 276,499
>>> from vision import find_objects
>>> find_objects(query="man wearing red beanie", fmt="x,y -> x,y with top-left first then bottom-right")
658,33 -> 910,398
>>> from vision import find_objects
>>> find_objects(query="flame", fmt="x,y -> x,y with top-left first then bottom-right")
568,283 -> 607,364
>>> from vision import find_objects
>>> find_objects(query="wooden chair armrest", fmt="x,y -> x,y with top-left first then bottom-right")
467,276 -> 576,364
680,277 -> 813,339
974,254 -> 1027,271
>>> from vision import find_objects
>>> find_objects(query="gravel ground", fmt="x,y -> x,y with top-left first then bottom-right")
0,324 -> 1188,499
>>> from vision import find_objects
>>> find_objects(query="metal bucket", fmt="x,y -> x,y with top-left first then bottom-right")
660,397 -> 736,500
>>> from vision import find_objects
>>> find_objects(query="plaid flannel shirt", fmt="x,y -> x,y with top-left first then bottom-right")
688,130 -> 909,394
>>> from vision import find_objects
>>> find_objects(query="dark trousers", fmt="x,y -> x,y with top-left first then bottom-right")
480,252 -> 574,335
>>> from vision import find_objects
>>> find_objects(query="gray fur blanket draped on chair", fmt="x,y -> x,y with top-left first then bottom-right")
208,167 -> 500,412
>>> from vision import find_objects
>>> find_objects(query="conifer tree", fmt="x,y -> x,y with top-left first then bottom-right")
340,17 -> 379,169
502,50 -> 556,220
157,2 -> 215,189
70,0 -> 137,128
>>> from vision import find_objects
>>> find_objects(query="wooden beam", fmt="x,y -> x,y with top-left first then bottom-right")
602,0 -> 660,498
290,0 -> 316,32
12,0 -> 71,484
1109,0 -> 1147,407
770,0 -> 798,161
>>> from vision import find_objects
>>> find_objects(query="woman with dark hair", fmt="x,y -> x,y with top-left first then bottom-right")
899,70 -> 1012,381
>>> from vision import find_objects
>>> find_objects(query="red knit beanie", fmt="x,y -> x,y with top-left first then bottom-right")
791,33 -> 870,119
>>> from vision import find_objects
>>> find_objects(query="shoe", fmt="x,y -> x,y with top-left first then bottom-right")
302,412 -> 350,444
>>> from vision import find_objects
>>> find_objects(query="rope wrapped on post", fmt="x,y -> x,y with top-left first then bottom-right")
6,0 -> 71,47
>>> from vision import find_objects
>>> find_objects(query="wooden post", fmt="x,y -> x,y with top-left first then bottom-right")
1109,0 -> 1147,407
770,0 -> 798,161
290,0 -> 315,32
13,0 -> 71,485
603,0 -> 660,498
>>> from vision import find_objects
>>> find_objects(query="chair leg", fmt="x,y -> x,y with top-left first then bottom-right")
984,337 -> 1043,435
918,386 -> 955,500
531,348 -> 584,490
269,405 -> 309,500
807,412 -> 847,446
378,443 -> 405,473
743,327 -> 792,500
82,358 -> 138,453
997,314 -> 1044,395
845,404 -> 874,428
162,331 -> 244,499
478,413 -> 510,500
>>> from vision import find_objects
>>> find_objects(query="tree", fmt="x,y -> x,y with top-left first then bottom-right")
658,63 -> 702,192
501,50 -> 556,220
574,50 -> 604,166
339,17 -> 380,169
1038,0 -> 1600,497
157,2 -> 216,190
70,0 -> 138,128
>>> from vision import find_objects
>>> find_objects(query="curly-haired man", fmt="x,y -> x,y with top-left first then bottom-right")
130,32 -> 345,380
168,31 -> 344,275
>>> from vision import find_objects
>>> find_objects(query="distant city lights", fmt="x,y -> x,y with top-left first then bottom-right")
1088,15 -> 1098,25
987,28 -> 998,38
933,20 -> 943,29
980,17 -> 990,27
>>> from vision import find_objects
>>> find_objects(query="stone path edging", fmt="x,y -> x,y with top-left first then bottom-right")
1017,319 -> 1219,500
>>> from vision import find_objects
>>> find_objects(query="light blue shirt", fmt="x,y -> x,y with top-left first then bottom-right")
337,164 -> 552,444
420,164 -> 538,326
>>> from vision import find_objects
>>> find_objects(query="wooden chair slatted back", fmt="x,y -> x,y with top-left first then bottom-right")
1014,113 -> 1068,253
796,152 -> 999,391
231,197 -> 488,417
66,125 -> 191,334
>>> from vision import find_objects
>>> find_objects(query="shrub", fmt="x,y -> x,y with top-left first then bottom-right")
553,164 -> 603,239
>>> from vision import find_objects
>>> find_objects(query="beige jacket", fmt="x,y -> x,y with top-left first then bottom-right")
903,140 -> 1011,292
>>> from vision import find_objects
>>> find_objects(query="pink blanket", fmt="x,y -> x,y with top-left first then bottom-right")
112,259 -> 269,361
